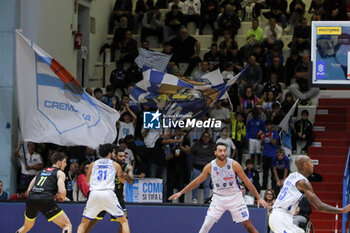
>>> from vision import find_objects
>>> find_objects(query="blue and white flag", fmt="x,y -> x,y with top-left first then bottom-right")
135,48 -> 172,72
16,30 -> 120,148
130,68 -> 243,121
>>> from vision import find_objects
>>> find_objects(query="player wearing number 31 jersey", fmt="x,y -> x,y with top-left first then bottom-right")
77,144 -> 130,233
269,155 -> 350,233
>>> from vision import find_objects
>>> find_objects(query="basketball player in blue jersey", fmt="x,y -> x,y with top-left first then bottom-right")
169,142 -> 268,233
16,152 -> 72,233
269,155 -> 350,233
77,144 -> 130,233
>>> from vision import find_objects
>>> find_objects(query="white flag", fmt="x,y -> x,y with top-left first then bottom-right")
16,30 -> 119,148
135,48 -> 172,72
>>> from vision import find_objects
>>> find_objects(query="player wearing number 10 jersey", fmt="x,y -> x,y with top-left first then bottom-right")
269,155 -> 350,233
16,152 -> 72,233
77,143 -> 130,233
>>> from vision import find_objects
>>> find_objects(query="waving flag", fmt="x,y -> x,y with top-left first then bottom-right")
130,68 -> 243,121
16,30 -> 119,147
135,48 -> 172,72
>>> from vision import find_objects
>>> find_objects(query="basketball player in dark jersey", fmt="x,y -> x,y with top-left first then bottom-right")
16,152 -> 72,233
85,148 -> 133,233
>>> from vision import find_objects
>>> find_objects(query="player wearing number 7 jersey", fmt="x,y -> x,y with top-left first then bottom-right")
77,143 -> 130,233
169,143 -> 268,233
16,152 -> 72,233
269,155 -> 350,233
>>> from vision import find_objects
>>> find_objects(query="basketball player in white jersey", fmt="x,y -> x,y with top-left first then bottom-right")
77,144 -> 130,233
269,155 -> 350,233
169,142 -> 268,233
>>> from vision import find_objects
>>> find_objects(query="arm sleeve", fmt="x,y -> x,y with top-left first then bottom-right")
77,175 -> 90,197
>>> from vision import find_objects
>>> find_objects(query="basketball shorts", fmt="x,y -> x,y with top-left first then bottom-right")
207,192 -> 249,223
83,190 -> 124,220
249,139 -> 261,154
269,209 -> 305,233
25,193 -> 63,222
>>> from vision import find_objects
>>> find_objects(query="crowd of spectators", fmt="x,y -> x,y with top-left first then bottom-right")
4,0 -> 325,214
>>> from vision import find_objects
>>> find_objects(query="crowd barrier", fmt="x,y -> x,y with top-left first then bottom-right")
0,202 -> 267,233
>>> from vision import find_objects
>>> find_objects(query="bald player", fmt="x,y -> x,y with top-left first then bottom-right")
269,155 -> 350,233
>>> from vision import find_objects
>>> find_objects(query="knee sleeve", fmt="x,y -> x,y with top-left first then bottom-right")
199,216 -> 216,233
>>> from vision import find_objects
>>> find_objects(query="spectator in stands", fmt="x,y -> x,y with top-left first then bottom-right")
151,131 -> 183,202
240,86 -> 260,116
239,55 -> 263,97
246,108 -> 265,169
125,62 -> 143,84
117,103 -> 137,144
141,6 -> 163,43
286,0 -> 305,34
125,135 -> 147,178
110,16 -> 132,61
155,0 -> 168,8
204,43 -> 223,71
209,100 -> 231,140
270,102 -> 286,125
164,5 -> 185,42
289,53 -> 319,105
220,0 -> 243,17
261,120 -> 279,189
85,87 -> 92,96
323,0 -> 347,20
221,62 -> 235,80
263,18 -> 283,51
290,18 -> 311,54
169,28 -> 201,76
0,180 -> 8,200
242,185 -> 255,205
110,61 -> 127,95
93,88 -> 103,102
285,50 -> 302,86
251,43 -> 266,70
14,141 -> 44,187
224,46 -> 244,73
263,73 -> 283,101
308,0 -> 324,14
9,186 -> 27,201
142,125 -> 161,176
266,46 -> 284,67
135,0 -> 154,31
292,109 -> 313,153
102,85 -> 119,108
199,0 -> 219,35
190,132 -> 215,203
168,0 -> 184,12
265,55 -> 286,84
82,147 -> 97,163
262,91 -> 276,113
244,159 -> 261,193
272,147 -> 290,194
241,19 -> 264,59
119,30 -> 139,63
231,112 -> 246,164
182,0 -> 201,30
73,161 -> 90,201
281,92 -> 296,114
247,104 -> 267,122
264,188 -> 276,232
65,161 -> 79,201
269,0 -> 288,28
214,5 -> 241,42
293,196 -> 312,229
119,138 -> 135,166
193,61 -> 210,82
216,127 -> 236,158
109,0 -> 133,33
167,129 -> 190,203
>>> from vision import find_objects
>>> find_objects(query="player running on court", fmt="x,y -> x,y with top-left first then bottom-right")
169,142 -> 268,233
16,152 -> 72,233
77,144 -> 130,233
269,155 -> 350,233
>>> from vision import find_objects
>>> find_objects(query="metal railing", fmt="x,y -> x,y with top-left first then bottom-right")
342,146 -> 350,233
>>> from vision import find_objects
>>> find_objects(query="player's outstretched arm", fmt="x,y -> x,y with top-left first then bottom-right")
168,163 -> 211,201
57,170 -> 67,201
297,179 -> 350,213
233,161 -> 268,208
